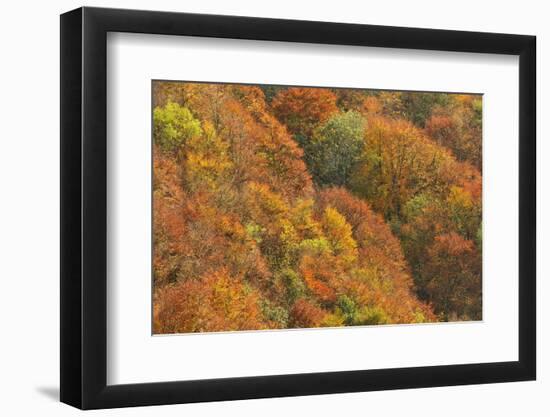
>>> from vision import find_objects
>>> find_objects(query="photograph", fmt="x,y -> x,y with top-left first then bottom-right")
152,81 -> 483,334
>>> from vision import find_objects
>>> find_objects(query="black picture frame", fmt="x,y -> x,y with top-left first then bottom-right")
60,6 -> 536,410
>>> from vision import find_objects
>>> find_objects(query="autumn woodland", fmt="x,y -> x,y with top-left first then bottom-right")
152,81 -> 482,334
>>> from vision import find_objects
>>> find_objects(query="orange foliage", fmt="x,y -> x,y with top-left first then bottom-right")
423,233 -> 482,320
362,96 -> 382,115
316,188 -> 435,323
299,254 -> 339,303
425,96 -> 482,169
290,299 -> 327,328
152,80 -> 189,108
151,81 -> 481,333
271,87 -> 338,137
154,269 -> 267,333
186,83 -> 313,199
350,115 -> 455,218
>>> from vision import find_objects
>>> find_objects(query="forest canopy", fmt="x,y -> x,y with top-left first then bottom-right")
152,81 -> 482,334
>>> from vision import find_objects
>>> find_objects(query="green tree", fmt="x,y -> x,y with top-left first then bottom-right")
153,102 -> 202,154
305,111 -> 366,186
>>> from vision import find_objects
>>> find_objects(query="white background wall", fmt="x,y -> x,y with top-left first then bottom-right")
0,0 -> 546,415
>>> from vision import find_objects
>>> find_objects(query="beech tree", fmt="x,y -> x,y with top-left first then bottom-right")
350,116 -> 454,220
304,111 -> 366,186
153,102 -> 202,155
153,269 -> 267,333
425,95 -> 482,169
271,87 -> 338,138
422,233 -> 481,320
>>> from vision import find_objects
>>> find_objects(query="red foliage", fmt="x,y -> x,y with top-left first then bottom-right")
290,299 -> 327,328
422,233 -> 482,320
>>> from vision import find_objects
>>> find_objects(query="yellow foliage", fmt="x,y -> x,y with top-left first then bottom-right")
322,207 -> 358,266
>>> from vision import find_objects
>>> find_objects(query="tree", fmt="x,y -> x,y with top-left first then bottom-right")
304,111 -> 366,186
153,149 -> 187,286
235,86 -> 314,199
259,85 -> 284,103
153,268 -> 267,333
425,95 -> 482,169
181,121 -> 233,194
153,102 -> 202,154
184,84 -> 313,200
289,299 -> 327,328
333,88 -> 368,112
350,116 -> 454,220
152,80 -> 189,107
422,233 -> 481,320
321,207 -> 358,266
271,87 -> 338,138
399,92 -> 451,127
375,91 -> 451,127
316,188 -> 435,324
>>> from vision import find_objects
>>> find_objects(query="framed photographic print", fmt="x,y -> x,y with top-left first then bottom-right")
60,6 -> 536,409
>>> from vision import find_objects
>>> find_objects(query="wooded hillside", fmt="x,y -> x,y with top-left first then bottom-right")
152,82 -> 482,333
